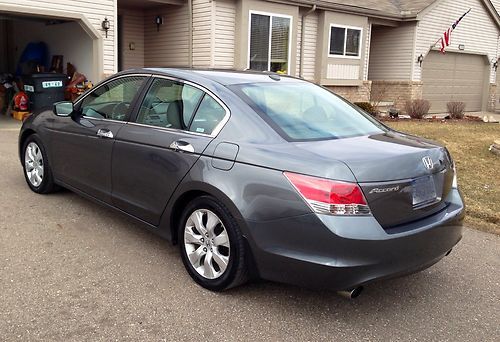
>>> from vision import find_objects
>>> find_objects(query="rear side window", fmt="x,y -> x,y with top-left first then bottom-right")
189,95 -> 226,135
137,78 -> 227,136
137,78 -> 204,129
232,82 -> 386,141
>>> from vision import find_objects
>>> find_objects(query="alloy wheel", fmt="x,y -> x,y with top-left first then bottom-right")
184,209 -> 231,280
25,142 -> 44,187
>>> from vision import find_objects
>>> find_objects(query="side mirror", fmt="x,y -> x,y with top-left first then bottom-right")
53,101 -> 74,117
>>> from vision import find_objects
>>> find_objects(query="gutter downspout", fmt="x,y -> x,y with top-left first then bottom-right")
299,4 -> 317,78
188,0 -> 193,68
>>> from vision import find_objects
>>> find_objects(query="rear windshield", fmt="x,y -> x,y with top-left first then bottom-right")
231,82 -> 387,141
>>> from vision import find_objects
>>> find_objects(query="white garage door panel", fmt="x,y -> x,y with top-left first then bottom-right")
423,52 -> 487,113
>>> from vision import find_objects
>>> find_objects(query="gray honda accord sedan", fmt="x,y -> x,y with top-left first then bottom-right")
19,69 -> 464,294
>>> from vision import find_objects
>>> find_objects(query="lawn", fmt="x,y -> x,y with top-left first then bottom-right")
386,120 -> 500,235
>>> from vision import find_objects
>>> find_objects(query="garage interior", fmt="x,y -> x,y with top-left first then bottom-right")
0,12 -> 97,118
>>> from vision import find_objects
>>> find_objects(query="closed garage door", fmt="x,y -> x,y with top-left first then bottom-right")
422,52 -> 488,113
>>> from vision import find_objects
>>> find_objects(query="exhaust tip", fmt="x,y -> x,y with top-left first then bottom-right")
337,286 -> 364,299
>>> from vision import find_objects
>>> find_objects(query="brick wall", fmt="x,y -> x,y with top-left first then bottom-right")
370,81 -> 423,110
326,81 -> 372,103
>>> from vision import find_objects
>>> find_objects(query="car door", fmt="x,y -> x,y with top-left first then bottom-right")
111,76 -> 229,225
49,75 -> 148,203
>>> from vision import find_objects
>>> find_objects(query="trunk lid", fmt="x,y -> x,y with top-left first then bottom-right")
294,131 -> 454,228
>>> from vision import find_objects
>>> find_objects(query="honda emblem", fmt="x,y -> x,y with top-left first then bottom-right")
422,156 -> 434,170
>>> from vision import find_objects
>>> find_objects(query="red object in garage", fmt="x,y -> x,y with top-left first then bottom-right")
13,91 -> 29,111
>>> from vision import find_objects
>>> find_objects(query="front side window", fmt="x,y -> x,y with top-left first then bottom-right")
329,25 -> 362,57
137,78 -> 204,129
80,76 -> 146,121
232,82 -> 386,141
249,12 -> 291,73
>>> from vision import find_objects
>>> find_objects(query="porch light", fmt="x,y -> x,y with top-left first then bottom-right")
102,17 -> 110,38
493,59 -> 498,72
155,16 -> 163,32
417,54 -> 424,67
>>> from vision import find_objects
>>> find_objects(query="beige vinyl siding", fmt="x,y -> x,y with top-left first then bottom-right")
193,0 -> 213,67
296,15 -> 302,76
296,10 -> 319,81
368,22 -> 415,80
192,0 -> 235,68
214,0 -> 236,68
363,22 -> 371,81
492,0 -> 500,13
119,9 -> 144,70
415,0 -> 500,83
144,5 -> 189,67
0,0 -> 116,74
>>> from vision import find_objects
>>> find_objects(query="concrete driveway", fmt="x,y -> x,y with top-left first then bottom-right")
1,120 -> 499,341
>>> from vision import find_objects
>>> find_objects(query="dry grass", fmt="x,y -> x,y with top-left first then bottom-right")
386,120 -> 500,235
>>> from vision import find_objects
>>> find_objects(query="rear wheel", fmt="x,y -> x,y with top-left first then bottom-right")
22,134 -> 57,194
179,196 -> 248,291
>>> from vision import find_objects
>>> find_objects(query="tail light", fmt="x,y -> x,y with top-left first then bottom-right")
452,163 -> 458,189
284,172 -> 371,216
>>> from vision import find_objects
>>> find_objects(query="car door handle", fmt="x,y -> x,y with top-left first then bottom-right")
169,140 -> 195,153
96,129 -> 114,139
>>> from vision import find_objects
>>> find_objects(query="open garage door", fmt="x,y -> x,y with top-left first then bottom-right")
422,51 -> 488,113
0,8 -> 102,86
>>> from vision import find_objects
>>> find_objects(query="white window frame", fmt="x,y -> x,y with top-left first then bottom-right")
247,10 -> 293,74
328,24 -> 363,59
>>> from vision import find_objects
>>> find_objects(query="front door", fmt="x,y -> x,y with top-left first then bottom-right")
49,75 -> 147,203
111,77 -> 228,225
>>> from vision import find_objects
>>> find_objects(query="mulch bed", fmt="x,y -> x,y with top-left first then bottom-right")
379,115 -> 484,123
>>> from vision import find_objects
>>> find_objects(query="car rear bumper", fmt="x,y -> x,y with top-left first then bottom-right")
244,189 -> 464,290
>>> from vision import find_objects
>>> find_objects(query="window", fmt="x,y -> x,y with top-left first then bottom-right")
137,78 -> 204,129
329,25 -> 362,58
137,78 -> 227,136
80,76 -> 146,121
249,12 -> 291,73
189,95 -> 226,135
231,82 -> 386,141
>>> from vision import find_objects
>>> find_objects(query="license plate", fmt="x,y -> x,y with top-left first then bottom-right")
412,176 -> 437,207
42,80 -> 63,89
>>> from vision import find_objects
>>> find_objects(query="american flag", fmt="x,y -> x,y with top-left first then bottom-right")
438,9 -> 471,53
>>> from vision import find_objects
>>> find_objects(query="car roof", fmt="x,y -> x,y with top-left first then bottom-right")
120,68 -> 305,86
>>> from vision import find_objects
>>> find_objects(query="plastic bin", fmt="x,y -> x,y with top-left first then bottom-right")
23,73 -> 67,111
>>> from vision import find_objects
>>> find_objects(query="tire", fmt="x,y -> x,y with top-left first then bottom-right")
179,196 -> 248,291
22,134 -> 58,194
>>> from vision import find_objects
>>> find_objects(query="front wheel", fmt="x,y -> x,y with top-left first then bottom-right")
22,134 -> 58,194
179,196 -> 248,291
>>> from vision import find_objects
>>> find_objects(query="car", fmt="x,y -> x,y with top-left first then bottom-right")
19,68 -> 464,296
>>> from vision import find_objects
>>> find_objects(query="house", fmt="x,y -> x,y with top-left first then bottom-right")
0,0 -> 499,113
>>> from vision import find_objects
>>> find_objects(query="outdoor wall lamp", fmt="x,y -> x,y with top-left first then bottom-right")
155,16 -> 163,32
102,17 -> 110,38
493,59 -> 498,72
417,54 -> 424,67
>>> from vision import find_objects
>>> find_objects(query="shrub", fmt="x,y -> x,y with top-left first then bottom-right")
354,102 -> 377,116
404,99 -> 431,119
447,101 -> 466,119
